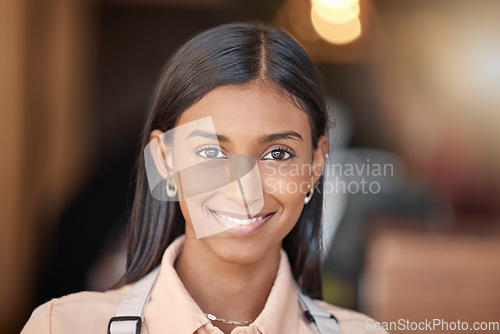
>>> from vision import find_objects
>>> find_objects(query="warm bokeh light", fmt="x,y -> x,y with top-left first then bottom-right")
312,0 -> 360,24
311,7 -> 361,44
312,0 -> 358,8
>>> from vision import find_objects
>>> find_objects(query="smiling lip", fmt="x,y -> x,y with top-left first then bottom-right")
209,209 -> 275,236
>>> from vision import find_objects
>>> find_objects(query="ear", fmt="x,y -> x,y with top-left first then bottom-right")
311,135 -> 329,185
149,129 -> 175,179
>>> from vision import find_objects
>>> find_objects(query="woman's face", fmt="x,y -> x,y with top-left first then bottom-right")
153,82 -> 327,264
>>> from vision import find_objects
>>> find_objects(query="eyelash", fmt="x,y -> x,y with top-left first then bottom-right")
262,146 -> 296,161
196,145 -> 228,159
195,145 -> 296,161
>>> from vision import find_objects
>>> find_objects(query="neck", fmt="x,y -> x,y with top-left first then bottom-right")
174,236 -> 280,333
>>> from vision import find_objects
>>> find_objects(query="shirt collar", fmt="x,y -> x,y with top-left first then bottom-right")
145,235 -> 299,334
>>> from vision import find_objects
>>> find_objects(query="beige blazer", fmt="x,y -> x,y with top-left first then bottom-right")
22,235 -> 389,334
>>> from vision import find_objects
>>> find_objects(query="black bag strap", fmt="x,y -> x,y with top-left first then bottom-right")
297,289 -> 341,334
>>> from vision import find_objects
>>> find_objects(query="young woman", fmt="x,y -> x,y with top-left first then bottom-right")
22,23 -> 388,334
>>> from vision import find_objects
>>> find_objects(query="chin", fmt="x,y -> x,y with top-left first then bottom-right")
204,231 -> 277,265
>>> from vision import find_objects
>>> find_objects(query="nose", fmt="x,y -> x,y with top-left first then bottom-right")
222,154 -> 264,217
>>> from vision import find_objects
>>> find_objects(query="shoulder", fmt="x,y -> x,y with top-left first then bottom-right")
21,285 -> 131,334
313,299 -> 391,334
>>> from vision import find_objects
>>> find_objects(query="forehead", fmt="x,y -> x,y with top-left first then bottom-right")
176,83 -> 312,144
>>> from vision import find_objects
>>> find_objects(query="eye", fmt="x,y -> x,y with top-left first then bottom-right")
262,147 -> 295,161
196,146 -> 227,159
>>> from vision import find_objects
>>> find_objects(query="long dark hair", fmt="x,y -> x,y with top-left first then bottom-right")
116,23 -> 329,299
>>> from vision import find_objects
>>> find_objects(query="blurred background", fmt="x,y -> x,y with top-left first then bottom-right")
1,0 -> 500,333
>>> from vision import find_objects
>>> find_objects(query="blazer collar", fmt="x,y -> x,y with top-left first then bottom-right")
145,235 -> 299,334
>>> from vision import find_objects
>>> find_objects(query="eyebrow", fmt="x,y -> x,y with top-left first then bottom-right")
187,129 -> 230,143
187,129 -> 303,144
258,131 -> 303,144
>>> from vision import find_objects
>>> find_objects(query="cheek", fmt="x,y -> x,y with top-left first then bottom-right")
260,162 -> 311,198
265,175 -> 307,240
263,175 -> 309,200
261,163 -> 310,224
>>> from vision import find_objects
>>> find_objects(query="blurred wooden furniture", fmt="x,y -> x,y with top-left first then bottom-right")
362,219 -> 500,333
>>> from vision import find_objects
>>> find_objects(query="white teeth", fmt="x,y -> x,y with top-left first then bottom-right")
213,211 -> 268,226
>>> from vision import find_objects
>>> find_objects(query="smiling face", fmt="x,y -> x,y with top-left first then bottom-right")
151,81 -> 328,264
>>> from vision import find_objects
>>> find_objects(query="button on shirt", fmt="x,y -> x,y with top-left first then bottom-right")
22,235 -> 389,334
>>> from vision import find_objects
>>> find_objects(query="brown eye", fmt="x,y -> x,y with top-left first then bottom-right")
205,148 -> 218,158
271,150 -> 285,160
263,148 -> 293,161
197,147 -> 227,159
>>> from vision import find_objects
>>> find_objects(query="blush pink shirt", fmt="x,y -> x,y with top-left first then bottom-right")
22,235 -> 388,334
